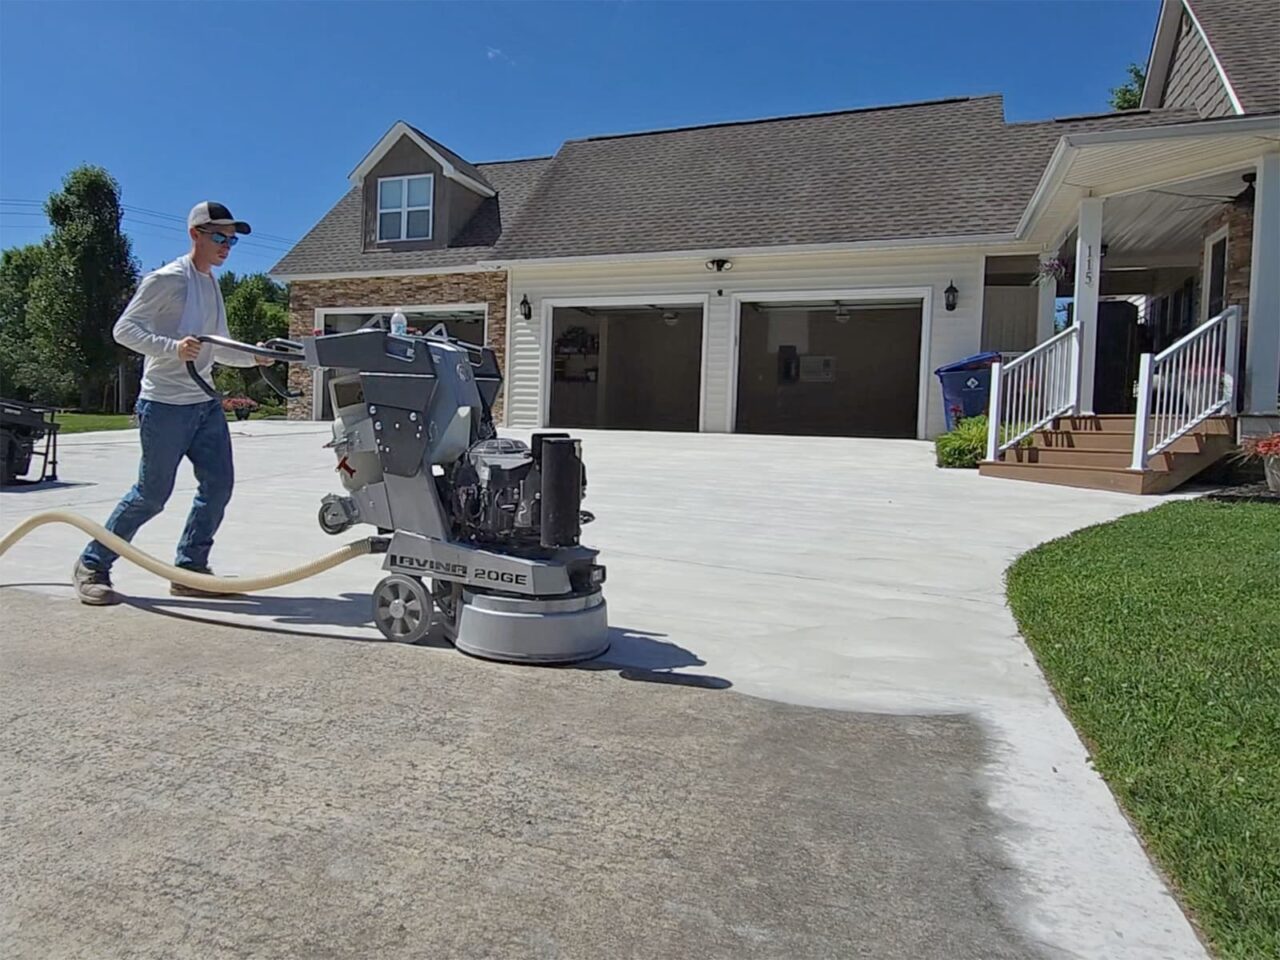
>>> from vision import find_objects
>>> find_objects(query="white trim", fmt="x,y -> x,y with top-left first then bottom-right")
376,173 -> 434,242
1016,138 -> 1078,239
504,277 -> 516,428
728,287 -> 934,440
311,303 -> 490,419
1199,224 -> 1229,320
1141,0 -> 1184,110
1182,1 -> 1245,115
537,294 -> 711,431
1060,114 -> 1278,147
479,234 -> 1033,271
349,121 -> 496,198
272,263 -> 497,283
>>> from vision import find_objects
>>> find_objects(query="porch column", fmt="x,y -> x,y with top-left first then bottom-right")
1037,252 -> 1058,343
1072,198 -> 1105,414
1245,152 -> 1280,415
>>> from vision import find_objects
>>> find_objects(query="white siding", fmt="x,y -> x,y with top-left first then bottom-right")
506,248 -> 988,438
982,286 -> 1039,353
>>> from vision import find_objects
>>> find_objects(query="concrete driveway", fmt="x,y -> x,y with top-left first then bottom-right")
0,423 -> 1207,959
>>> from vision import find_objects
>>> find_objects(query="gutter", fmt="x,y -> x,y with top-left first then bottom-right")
477,232 -> 1031,270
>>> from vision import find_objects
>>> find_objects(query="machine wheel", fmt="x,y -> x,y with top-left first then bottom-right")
318,501 -> 353,535
372,574 -> 435,643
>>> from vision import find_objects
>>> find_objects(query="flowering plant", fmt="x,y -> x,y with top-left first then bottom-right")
1240,432 -> 1280,459
221,396 -> 258,412
1032,257 -> 1070,287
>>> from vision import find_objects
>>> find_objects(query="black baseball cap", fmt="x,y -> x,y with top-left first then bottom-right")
187,201 -> 251,235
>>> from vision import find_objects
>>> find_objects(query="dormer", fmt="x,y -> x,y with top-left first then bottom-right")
349,121 -> 496,253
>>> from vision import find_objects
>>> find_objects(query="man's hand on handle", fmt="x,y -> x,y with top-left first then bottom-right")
253,342 -> 274,367
177,336 -> 202,362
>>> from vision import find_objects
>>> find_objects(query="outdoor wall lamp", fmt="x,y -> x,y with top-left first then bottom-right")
518,295 -> 532,321
944,281 -> 958,312
705,258 -> 733,272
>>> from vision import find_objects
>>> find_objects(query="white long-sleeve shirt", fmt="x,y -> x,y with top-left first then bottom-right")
114,255 -> 256,405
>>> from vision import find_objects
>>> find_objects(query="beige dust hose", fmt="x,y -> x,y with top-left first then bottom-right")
0,511 -> 374,593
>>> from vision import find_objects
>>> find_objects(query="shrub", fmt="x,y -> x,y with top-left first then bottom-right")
935,415 -> 991,469
221,396 -> 258,413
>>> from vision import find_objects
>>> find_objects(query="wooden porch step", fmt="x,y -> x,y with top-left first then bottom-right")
1053,414 -> 1233,436
1034,429 -> 1207,453
1000,446 -> 1177,469
979,420 -> 1235,495
978,460 -> 1149,494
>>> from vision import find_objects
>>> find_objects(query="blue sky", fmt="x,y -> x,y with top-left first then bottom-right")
0,0 -> 1160,275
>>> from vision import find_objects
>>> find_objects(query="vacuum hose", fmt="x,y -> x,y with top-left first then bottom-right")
0,511 -> 376,594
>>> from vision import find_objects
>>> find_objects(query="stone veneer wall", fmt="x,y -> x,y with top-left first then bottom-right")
285,271 -> 508,421
1203,200 -> 1254,321
1202,199 -> 1254,403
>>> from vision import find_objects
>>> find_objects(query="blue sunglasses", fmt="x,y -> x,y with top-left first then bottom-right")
200,228 -> 238,247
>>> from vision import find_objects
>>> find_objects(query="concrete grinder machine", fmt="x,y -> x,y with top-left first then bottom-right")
186,324 -> 609,664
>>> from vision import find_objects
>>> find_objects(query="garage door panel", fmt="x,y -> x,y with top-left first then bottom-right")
735,302 -> 922,438
549,306 -> 703,432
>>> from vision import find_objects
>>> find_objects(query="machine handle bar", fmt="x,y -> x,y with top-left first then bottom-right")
185,334 -> 305,402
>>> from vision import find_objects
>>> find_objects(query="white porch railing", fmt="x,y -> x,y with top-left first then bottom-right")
985,325 -> 1080,462
1130,305 -> 1241,471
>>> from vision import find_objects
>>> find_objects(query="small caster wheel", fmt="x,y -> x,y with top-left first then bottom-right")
372,574 -> 434,643
319,501 -> 352,535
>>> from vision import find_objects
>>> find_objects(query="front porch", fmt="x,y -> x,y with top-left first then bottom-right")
979,117 -> 1280,492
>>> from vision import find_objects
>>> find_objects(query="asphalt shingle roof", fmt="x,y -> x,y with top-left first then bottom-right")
494,98 -> 1198,261
272,97 -> 1202,276
1188,0 -> 1280,114
405,123 -> 497,192
270,157 -> 550,276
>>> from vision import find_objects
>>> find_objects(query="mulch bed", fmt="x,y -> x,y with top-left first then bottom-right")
1205,481 -> 1280,504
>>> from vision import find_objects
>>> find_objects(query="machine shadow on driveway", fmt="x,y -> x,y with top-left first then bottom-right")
121,592 -> 734,688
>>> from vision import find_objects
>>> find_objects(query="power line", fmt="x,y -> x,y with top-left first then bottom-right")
0,207 -> 295,255
0,217 -> 286,267
0,197 -> 300,246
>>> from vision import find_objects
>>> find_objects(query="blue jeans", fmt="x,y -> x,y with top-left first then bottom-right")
81,399 -> 234,573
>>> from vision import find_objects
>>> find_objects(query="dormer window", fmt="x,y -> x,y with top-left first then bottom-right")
377,174 -> 433,241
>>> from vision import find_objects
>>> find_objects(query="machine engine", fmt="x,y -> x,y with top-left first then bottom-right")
446,435 -> 588,548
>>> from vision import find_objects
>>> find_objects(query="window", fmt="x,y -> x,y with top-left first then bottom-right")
1202,227 -> 1228,320
377,175 -> 433,241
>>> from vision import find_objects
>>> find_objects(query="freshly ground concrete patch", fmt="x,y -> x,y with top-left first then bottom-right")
1,592 -> 1030,960
0,424 -> 1209,958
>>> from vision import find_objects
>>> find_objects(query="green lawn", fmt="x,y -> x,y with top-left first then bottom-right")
1007,500 -> 1280,959
54,413 -> 134,434
54,409 -> 286,434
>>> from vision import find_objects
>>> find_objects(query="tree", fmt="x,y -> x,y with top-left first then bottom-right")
22,166 -> 139,408
0,244 -> 46,400
212,271 -> 291,404
1110,63 -> 1146,111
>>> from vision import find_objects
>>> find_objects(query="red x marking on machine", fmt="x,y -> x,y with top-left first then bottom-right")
336,456 -> 356,478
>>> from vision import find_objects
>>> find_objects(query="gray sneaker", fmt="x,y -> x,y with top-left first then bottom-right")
73,560 -> 121,606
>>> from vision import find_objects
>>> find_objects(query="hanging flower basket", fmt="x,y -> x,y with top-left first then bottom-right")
1032,258 -> 1070,288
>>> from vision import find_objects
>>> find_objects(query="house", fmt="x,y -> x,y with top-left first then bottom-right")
271,0 -> 1279,492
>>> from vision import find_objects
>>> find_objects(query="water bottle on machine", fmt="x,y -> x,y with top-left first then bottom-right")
390,307 -> 408,337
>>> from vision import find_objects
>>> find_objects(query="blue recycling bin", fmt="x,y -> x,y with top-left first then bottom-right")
934,351 -> 1001,431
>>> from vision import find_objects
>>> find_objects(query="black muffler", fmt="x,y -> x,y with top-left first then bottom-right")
540,437 -> 582,547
